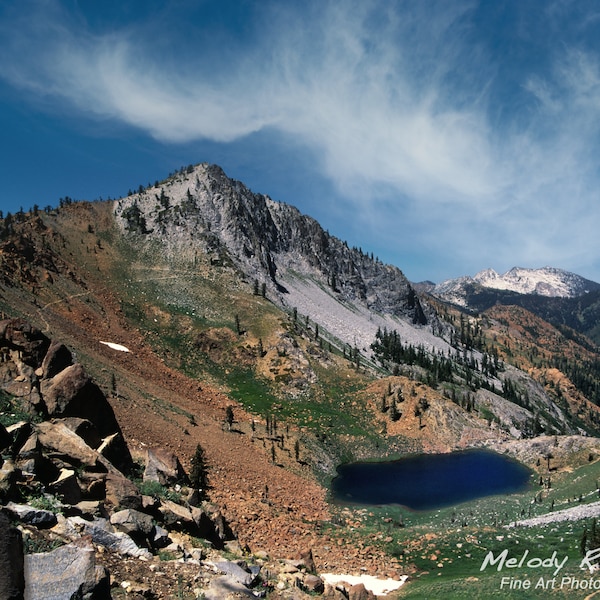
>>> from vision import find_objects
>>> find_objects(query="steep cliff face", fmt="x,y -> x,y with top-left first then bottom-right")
114,163 -> 428,327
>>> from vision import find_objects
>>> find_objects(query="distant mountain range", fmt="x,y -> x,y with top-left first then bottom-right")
423,267 -> 600,346
429,266 -> 600,306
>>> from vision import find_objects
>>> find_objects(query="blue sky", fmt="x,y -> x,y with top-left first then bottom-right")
1,0 -> 600,284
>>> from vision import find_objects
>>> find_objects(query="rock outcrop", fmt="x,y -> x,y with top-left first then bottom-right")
114,163 -> 430,326
24,538 -> 110,600
40,363 -> 121,439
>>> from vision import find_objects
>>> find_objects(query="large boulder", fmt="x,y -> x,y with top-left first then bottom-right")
40,341 -> 73,380
33,420 -> 138,506
23,538 -> 110,600
0,510 -> 25,600
59,417 -> 102,450
58,418 -> 133,475
348,583 -> 376,600
64,516 -> 152,559
14,431 -> 59,484
110,508 -> 154,547
40,364 -> 120,438
158,499 -> 196,531
35,421 -> 104,469
4,502 -> 58,528
212,560 -> 258,587
303,574 -> 325,594
104,472 -> 141,510
203,575 -> 256,600
0,319 -> 50,370
143,447 -> 188,486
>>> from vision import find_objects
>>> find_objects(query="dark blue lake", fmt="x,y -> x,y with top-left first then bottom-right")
331,450 -> 532,510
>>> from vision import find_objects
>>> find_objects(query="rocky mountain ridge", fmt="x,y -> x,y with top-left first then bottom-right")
113,164 -> 441,359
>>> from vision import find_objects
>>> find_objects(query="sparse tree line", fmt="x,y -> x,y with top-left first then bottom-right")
443,308 -> 600,431
369,326 -> 559,436
4,166 -> 199,237
378,381 -> 430,426
125,164 -> 196,198
0,206 -> 49,240
371,326 -> 503,391
216,403 -> 305,466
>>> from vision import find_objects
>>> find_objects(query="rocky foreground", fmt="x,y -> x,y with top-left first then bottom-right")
0,318 -> 398,599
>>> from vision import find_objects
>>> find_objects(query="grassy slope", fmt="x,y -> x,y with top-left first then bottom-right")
47,202 -> 397,471
325,449 -> 600,598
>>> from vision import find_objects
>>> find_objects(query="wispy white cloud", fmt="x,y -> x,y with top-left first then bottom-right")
1,0 -> 600,280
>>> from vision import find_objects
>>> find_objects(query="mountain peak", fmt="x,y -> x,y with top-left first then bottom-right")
113,162 -> 435,354
473,268 -> 499,282
472,266 -> 598,298
432,266 -> 600,307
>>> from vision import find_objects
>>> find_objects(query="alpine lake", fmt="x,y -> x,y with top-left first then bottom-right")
331,449 -> 533,510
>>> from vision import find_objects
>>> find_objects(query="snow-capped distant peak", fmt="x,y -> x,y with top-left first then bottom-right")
473,268 -> 499,282
431,266 -> 600,305
472,266 -> 594,297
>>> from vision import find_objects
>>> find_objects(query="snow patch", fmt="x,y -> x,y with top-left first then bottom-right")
321,573 -> 408,595
100,341 -> 130,353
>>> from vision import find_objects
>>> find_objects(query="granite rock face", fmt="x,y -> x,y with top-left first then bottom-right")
114,163 -> 430,326
23,539 -> 110,600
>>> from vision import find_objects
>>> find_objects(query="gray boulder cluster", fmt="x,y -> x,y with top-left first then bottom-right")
0,319 -> 236,599
0,318 -> 384,599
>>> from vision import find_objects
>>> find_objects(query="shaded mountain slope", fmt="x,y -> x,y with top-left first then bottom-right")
429,267 -> 600,346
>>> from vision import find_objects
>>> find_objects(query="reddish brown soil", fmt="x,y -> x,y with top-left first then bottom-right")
19,262 -> 396,579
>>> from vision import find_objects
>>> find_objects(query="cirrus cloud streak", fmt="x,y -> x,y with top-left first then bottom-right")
1,0 -> 600,280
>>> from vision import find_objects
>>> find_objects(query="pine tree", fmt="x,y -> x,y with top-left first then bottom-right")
581,526 -> 588,556
225,406 -> 234,431
189,444 -> 209,496
389,401 -> 400,422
